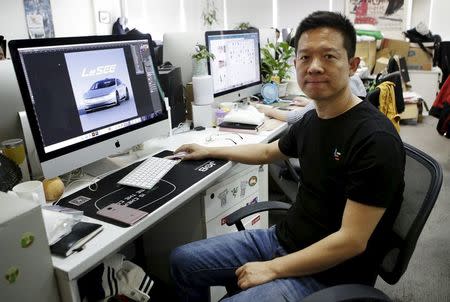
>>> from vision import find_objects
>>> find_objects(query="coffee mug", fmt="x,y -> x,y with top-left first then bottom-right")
11,180 -> 46,206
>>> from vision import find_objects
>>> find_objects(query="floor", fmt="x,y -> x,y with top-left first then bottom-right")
375,116 -> 450,302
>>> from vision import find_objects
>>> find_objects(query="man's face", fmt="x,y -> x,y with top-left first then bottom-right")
294,27 -> 358,101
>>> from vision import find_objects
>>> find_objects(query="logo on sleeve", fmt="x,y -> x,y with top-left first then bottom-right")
333,148 -> 342,161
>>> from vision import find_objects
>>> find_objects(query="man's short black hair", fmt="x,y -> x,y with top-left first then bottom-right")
293,11 -> 356,59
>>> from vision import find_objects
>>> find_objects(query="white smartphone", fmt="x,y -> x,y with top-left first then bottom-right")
96,204 -> 148,225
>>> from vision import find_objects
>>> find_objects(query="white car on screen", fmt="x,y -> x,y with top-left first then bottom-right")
83,78 -> 129,112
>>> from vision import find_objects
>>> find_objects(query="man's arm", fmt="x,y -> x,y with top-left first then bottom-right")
175,139 -> 288,165
235,199 -> 386,289
257,105 -> 289,121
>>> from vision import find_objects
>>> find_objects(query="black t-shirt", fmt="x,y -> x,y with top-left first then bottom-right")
276,100 -> 405,286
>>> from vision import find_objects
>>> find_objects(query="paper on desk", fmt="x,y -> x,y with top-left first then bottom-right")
41,208 -> 81,245
403,91 -> 422,102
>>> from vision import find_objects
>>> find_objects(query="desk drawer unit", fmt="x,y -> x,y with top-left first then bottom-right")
204,165 -> 268,238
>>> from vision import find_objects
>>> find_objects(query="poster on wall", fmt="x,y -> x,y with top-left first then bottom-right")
345,0 -> 408,32
23,0 -> 55,39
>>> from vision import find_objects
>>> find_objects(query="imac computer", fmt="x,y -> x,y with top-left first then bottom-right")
9,34 -> 169,178
205,29 -> 262,103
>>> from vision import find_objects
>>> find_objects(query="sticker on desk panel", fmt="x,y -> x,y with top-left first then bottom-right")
240,180 -> 247,197
20,232 -> 34,248
252,215 -> 261,226
218,189 -> 228,207
68,196 -> 91,206
248,176 -> 258,186
247,197 -> 258,206
231,186 -> 238,198
5,267 -> 19,284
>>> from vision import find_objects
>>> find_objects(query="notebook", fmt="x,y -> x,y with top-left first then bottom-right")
218,121 -> 263,134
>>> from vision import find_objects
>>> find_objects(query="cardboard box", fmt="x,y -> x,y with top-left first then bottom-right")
373,57 -> 389,75
355,40 -> 377,72
376,39 -> 410,60
399,103 -> 419,122
407,44 -> 433,71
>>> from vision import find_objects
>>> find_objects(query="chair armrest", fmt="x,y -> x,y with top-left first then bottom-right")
301,284 -> 392,302
225,201 -> 291,230
285,159 -> 301,183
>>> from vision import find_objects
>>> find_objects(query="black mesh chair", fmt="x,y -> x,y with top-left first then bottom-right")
268,158 -> 301,204
225,143 -> 443,301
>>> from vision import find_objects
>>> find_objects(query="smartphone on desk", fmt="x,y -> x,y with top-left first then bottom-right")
96,203 -> 148,226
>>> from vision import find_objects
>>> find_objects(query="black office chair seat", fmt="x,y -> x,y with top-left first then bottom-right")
224,143 -> 443,301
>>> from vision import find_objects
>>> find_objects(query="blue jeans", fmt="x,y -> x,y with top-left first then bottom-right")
170,226 -> 325,302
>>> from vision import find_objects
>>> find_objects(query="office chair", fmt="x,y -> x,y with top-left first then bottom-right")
225,143 -> 443,301
268,158 -> 301,204
366,71 -> 405,114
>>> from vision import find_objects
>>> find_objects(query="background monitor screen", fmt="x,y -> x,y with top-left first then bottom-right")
9,34 -> 169,178
205,29 -> 262,102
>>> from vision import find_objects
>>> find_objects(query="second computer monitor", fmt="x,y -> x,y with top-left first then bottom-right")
205,29 -> 262,103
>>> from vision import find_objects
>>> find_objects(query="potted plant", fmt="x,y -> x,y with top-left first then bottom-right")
192,44 -> 215,77
234,22 -> 251,30
261,41 -> 295,97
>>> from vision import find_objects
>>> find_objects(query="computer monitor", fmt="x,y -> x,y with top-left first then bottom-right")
205,29 -> 262,103
9,34 -> 169,178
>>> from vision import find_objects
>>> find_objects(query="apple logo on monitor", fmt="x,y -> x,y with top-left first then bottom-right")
115,140 -> 120,148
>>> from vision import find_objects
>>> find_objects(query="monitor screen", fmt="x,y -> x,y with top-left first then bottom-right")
9,34 -> 169,178
205,29 -> 262,102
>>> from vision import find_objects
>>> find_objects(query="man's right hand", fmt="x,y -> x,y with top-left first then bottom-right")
174,143 -> 210,161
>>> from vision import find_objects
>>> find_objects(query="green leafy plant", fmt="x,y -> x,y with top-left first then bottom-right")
261,41 -> 295,83
202,0 -> 217,26
235,22 -> 251,30
191,44 -> 215,62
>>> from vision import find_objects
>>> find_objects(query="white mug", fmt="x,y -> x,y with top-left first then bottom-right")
11,180 -> 46,206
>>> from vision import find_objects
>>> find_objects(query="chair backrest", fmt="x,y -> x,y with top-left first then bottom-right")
367,71 -> 405,114
379,143 -> 443,284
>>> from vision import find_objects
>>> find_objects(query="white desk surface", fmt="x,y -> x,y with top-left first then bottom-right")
52,120 -> 288,282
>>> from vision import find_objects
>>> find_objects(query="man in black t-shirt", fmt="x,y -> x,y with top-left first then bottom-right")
170,11 -> 405,302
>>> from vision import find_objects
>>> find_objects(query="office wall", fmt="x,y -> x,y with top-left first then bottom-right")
226,0 -> 272,29
430,0 -> 450,40
410,0 -> 430,29
0,0 -> 96,42
277,0 -> 330,29
0,60 -> 25,143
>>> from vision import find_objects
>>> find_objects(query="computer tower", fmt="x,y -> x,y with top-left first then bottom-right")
158,66 -> 186,128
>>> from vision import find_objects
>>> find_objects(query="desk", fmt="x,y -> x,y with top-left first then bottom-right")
53,119 -> 287,302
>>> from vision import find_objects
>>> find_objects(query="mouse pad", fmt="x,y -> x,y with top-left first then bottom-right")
56,150 -> 228,227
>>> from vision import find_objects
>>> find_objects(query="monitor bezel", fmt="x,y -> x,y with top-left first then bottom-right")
205,29 -> 262,98
9,34 -> 167,165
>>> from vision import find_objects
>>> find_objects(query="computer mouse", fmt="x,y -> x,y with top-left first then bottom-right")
165,151 -> 189,160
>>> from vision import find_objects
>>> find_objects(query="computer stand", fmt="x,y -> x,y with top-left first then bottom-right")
81,157 -> 126,178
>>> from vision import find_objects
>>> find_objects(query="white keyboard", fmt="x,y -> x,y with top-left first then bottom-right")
117,156 -> 179,190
